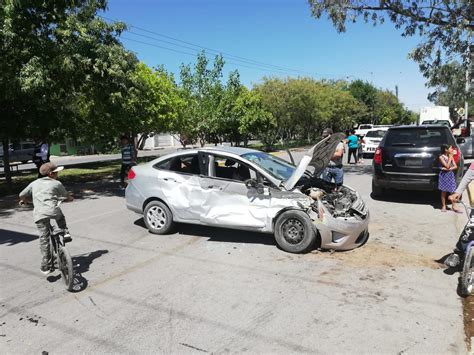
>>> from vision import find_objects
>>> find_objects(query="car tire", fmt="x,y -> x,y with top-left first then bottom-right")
371,179 -> 385,197
143,200 -> 175,235
274,210 -> 316,253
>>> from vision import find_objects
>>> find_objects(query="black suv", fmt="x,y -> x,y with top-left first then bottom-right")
372,125 -> 464,196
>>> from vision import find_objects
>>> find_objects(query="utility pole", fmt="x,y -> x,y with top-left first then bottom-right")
465,44 -> 471,122
395,85 -> 399,99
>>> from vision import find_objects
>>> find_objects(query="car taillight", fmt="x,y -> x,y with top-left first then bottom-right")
374,148 -> 383,165
128,168 -> 136,180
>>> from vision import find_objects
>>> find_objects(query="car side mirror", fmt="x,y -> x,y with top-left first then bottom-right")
245,179 -> 258,189
457,137 -> 466,144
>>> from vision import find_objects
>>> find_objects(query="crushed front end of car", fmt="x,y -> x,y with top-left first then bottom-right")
304,184 -> 370,250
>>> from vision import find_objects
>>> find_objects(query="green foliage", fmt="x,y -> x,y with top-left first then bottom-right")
123,63 -> 183,136
426,61 -> 474,117
234,88 -> 276,147
176,51 -> 225,147
254,77 -> 365,142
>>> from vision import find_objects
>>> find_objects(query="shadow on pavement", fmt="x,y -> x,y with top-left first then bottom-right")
134,218 -> 275,246
46,249 -> 109,293
371,189 -> 440,209
0,228 -> 37,246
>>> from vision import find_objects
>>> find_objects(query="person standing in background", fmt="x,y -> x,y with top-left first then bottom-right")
346,130 -> 359,164
120,136 -> 136,188
33,139 -> 50,178
357,135 -> 364,164
321,128 -> 345,191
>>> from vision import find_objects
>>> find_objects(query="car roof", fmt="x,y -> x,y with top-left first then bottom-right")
388,124 -> 449,130
200,146 -> 259,156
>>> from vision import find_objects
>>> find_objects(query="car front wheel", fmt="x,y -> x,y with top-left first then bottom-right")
143,200 -> 175,234
274,210 -> 316,253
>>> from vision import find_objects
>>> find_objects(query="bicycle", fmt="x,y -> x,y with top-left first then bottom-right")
48,224 -> 74,291
20,200 -> 74,291
455,201 -> 474,296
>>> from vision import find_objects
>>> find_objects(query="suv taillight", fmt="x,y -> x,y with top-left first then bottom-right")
128,168 -> 136,180
374,148 -> 383,165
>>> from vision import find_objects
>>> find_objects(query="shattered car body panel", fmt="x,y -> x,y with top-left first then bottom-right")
126,143 -> 369,251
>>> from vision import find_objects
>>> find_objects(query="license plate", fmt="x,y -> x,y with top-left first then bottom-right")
405,159 -> 422,166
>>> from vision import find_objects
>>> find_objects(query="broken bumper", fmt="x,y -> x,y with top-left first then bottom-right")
315,211 -> 370,251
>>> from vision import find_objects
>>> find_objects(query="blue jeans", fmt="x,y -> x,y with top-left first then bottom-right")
322,166 -> 344,186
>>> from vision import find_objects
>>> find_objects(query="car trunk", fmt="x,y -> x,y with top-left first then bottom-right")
381,146 -> 439,174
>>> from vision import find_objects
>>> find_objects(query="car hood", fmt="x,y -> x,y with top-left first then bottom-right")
283,133 -> 345,190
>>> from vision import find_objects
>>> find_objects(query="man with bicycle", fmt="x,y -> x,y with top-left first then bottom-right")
19,162 -> 73,274
446,165 -> 474,267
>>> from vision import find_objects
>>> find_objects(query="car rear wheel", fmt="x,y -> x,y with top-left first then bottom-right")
274,210 -> 316,253
371,179 -> 385,197
143,200 -> 175,234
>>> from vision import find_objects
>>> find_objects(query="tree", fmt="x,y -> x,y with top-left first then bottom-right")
307,1 -> 473,82
217,70 -> 244,145
233,88 -> 275,148
123,63 -> 184,148
348,80 -> 376,123
177,51 -> 225,147
426,61 -> 474,118
0,0 -> 137,189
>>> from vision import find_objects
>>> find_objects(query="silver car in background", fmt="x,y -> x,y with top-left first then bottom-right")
126,134 -> 370,253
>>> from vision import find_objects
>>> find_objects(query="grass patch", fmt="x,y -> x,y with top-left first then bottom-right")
0,157 -> 156,197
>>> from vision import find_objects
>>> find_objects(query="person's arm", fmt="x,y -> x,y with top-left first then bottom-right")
19,183 -> 33,204
450,156 -> 457,171
439,156 -> 449,170
450,169 -> 474,201
332,146 -> 344,159
56,182 -> 73,201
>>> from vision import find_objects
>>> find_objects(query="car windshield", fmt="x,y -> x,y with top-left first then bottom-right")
385,128 -> 453,148
422,120 -> 451,127
366,130 -> 386,138
241,151 -> 296,181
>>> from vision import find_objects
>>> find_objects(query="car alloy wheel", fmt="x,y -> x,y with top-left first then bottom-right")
147,206 -> 167,229
281,218 -> 305,245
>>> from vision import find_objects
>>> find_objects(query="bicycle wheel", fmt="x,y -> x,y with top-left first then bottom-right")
58,246 -> 74,291
461,246 -> 474,296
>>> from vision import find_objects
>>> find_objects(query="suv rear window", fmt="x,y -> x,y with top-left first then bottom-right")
366,130 -> 386,138
385,128 -> 454,148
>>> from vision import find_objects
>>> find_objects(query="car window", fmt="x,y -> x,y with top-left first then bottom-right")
422,120 -> 451,127
241,151 -> 295,181
365,130 -> 386,138
359,125 -> 372,130
153,154 -> 200,175
385,128 -> 454,147
209,155 -> 258,182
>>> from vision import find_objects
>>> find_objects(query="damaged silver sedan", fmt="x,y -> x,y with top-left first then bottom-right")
125,134 -> 369,253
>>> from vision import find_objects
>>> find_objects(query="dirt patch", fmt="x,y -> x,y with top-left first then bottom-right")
312,241 -> 443,269
463,296 -> 474,350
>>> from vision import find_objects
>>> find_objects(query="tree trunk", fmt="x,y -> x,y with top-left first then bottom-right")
2,139 -> 12,193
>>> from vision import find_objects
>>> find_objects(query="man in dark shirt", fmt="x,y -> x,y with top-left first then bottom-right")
120,136 -> 136,188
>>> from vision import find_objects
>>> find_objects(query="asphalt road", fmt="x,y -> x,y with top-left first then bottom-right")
0,154 -> 468,353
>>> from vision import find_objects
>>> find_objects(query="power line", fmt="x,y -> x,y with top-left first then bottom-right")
121,36 -> 305,76
99,14 -> 322,77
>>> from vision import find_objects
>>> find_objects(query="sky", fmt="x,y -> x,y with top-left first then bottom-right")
104,0 -> 433,112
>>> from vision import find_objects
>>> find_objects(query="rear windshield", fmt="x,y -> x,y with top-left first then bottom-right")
385,128 -> 454,148
422,120 -> 451,127
366,130 -> 386,138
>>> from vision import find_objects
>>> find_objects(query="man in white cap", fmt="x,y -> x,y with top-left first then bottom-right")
19,162 -> 73,274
